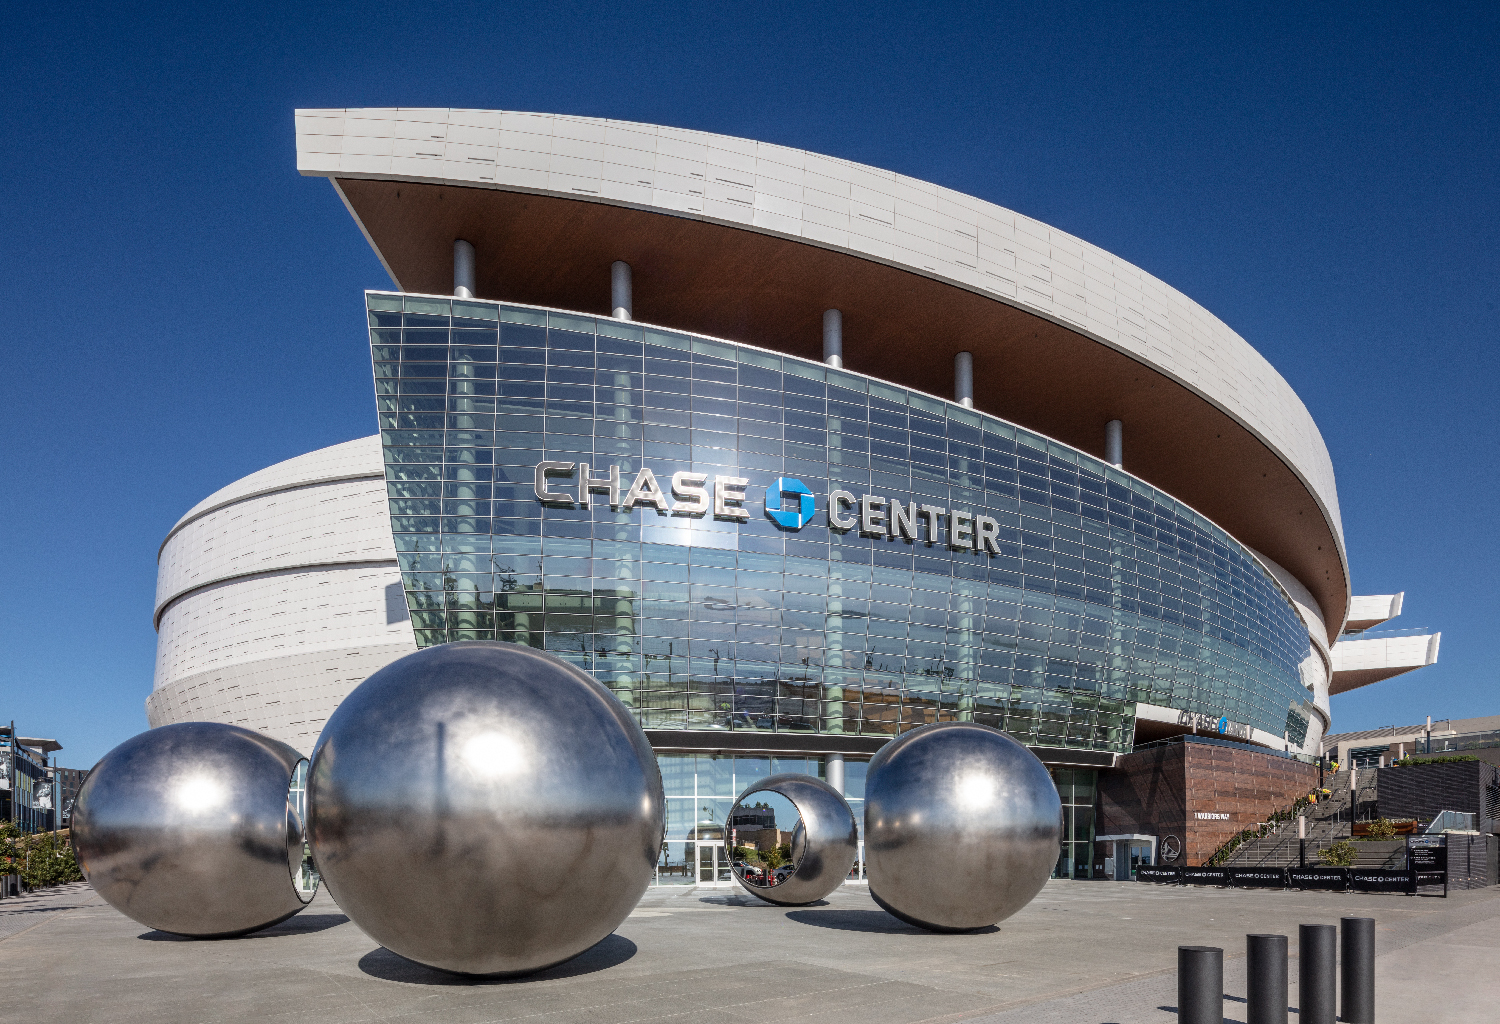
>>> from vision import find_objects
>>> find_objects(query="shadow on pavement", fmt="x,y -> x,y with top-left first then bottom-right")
698,895 -> 828,908
138,913 -> 350,941
785,909 -> 959,933
357,932 -> 638,985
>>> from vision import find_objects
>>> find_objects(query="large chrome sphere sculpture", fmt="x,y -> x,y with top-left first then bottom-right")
864,722 -> 1061,932
728,774 -> 858,906
307,641 -> 665,976
71,722 -> 313,937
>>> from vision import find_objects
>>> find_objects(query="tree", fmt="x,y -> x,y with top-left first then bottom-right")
23,831 -> 82,888
1318,840 -> 1357,867
0,825 -> 84,890
761,845 -> 785,874
0,822 -> 21,879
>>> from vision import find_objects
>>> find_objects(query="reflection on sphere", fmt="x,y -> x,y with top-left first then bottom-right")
307,641 -> 664,976
728,773 -> 857,906
71,722 -> 311,937
865,722 -> 1060,932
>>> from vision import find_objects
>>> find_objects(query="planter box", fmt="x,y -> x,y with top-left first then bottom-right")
1352,820 -> 1420,836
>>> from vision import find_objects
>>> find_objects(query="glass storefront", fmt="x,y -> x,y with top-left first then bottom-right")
1050,767 -> 1098,878
653,753 -> 866,886
368,292 -> 1314,754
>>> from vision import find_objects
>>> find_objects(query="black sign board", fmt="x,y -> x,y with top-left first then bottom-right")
1408,841 -> 1447,873
1181,867 -> 1231,886
1287,868 -> 1348,891
1350,870 -> 1412,893
1229,868 -> 1287,889
1137,867 -> 1182,884
1413,871 -> 1447,888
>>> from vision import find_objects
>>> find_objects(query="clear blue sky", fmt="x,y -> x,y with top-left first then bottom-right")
3,3 -> 1496,767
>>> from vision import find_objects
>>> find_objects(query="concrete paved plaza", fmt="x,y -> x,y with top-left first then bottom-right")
3,879 -> 1496,1023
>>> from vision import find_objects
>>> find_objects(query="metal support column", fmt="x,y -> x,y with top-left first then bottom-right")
954,351 -> 973,408
1106,419 -> 1123,468
823,309 -> 843,368
825,753 -> 845,796
611,261 -> 632,320
453,239 -> 475,298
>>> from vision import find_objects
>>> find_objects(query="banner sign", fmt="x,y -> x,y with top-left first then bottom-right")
1412,871 -> 1447,888
1181,868 -> 1232,886
1349,870 -> 1412,893
1287,868 -> 1349,891
1137,867 -> 1182,884
1229,868 -> 1287,888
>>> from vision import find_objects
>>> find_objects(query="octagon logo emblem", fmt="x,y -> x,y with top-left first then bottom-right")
764,477 -> 815,529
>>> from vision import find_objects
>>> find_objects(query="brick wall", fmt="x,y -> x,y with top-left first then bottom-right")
1098,743 -> 1187,860
1099,738 -> 1319,866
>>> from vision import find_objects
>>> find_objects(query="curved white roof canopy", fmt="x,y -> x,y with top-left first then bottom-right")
295,108 -> 1348,635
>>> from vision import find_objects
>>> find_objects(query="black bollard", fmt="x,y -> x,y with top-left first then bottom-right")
1246,933 -> 1288,1024
1298,924 -> 1337,1024
1341,917 -> 1376,1023
1178,945 -> 1224,1024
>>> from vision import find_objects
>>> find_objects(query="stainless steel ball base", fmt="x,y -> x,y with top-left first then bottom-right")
729,774 -> 858,906
71,722 -> 312,938
864,722 -> 1061,932
307,641 -> 665,977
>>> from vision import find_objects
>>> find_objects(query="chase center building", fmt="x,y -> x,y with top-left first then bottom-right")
147,109 -> 1439,880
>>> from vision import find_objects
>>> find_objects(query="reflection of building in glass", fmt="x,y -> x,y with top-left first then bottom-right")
145,109 -> 1442,879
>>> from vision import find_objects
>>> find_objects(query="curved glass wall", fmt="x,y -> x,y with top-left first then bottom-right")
368,292 -> 1314,754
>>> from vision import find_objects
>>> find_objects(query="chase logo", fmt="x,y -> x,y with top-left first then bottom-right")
764,477 -> 815,530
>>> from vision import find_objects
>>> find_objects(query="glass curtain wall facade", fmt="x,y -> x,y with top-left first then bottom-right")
655,754 -> 866,885
368,292 -> 1314,755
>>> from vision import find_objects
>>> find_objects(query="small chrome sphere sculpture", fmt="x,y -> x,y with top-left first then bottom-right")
728,774 -> 858,906
307,641 -> 665,976
71,722 -> 313,938
864,722 -> 1061,932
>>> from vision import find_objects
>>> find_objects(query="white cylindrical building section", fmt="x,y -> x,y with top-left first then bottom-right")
453,239 -> 476,298
149,436 -> 417,753
954,351 -> 974,408
823,309 -> 843,368
1106,419 -> 1123,468
611,261 -> 632,320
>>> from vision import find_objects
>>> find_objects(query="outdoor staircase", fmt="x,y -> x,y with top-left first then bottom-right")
1222,769 -> 1376,868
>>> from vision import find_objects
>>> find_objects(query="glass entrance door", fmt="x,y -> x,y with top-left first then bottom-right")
696,841 -> 729,886
1128,841 -> 1153,877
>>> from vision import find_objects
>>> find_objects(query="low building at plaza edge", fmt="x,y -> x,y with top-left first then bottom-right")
144,108 -> 1444,880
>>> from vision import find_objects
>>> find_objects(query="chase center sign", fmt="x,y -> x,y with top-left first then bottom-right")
534,461 -> 1006,554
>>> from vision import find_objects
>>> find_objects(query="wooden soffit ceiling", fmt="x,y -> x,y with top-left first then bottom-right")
335,178 -> 1348,639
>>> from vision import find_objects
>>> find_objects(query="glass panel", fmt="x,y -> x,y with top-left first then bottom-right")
367,292 -> 1317,757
